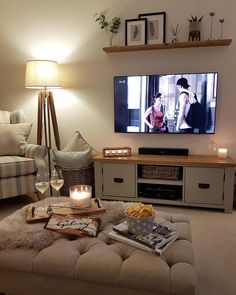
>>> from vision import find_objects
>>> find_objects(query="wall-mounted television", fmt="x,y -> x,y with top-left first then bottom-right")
114,72 -> 218,134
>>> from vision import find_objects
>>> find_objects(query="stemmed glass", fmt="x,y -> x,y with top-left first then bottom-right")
35,170 -> 50,207
50,168 -> 64,194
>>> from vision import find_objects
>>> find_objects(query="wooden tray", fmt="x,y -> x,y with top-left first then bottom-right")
26,205 -> 49,223
26,198 -> 105,223
49,199 -> 105,216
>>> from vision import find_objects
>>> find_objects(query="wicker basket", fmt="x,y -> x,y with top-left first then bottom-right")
58,165 -> 95,197
141,165 -> 180,180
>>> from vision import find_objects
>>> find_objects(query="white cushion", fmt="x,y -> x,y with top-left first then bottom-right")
0,110 -> 10,124
63,131 -> 97,157
53,149 -> 92,169
0,123 -> 32,156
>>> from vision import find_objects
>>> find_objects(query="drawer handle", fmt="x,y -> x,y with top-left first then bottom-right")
114,178 -> 124,183
198,183 -> 210,189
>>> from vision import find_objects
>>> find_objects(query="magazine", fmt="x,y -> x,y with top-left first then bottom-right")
109,221 -> 179,255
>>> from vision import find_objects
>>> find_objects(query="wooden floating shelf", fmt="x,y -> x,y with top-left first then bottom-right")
103,39 -> 232,53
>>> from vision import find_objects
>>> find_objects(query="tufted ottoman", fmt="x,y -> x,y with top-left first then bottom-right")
0,198 -> 197,295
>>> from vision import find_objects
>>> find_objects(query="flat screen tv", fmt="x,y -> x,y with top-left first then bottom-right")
114,72 -> 218,134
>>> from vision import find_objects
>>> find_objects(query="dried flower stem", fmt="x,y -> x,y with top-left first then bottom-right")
209,12 -> 215,40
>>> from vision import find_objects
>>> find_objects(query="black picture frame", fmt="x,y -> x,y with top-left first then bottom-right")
138,12 -> 166,44
125,18 -> 147,46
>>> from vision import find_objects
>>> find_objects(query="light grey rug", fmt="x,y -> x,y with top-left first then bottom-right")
0,197 -> 130,250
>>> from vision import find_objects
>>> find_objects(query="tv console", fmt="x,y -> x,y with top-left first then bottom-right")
93,154 -> 236,213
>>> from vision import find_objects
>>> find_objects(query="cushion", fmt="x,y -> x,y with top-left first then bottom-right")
0,123 -> 32,156
63,131 -> 97,157
10,110 -> 27,124
53,149 -> 92,169
0,110 -> 10,124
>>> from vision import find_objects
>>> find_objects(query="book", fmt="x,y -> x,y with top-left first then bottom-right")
109,221 -> 179,255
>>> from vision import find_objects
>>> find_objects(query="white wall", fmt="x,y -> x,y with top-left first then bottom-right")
0,0 -> 235,158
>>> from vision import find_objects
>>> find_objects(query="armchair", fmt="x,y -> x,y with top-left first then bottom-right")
0,110 -> 47,200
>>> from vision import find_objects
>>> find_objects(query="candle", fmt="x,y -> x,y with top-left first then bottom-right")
70,185 -> 92,208
217,148 -> 227,159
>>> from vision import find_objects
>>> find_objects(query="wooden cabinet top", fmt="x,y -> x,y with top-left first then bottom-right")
93,154 -> 236,168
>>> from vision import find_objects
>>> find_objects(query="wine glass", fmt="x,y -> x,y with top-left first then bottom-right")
35,170 -> 49,207
50,168 -> 64,194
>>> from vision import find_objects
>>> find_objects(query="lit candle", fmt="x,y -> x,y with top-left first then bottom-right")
70,185 -> 92,208
217,148 -> 228,159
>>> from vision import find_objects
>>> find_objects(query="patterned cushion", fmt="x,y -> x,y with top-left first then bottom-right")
0,174 -> 35,199
0,156 -> 36,178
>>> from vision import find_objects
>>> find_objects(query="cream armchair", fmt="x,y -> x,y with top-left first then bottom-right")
0,110 -> 47,200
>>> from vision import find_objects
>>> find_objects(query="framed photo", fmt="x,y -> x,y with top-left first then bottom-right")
125,18 -> 147,46
139,12 -> 166,44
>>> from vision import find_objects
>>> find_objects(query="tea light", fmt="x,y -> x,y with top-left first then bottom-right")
69,185 -> 92,208
217,148 -> 228,159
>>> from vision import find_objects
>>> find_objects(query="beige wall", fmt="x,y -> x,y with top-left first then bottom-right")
0,0 -> 235,159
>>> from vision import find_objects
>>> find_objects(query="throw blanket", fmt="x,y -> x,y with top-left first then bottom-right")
0,197 -> 130,250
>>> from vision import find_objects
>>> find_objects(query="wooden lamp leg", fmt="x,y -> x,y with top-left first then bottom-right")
37,91 -> 43,145
37,90 -> 61,150
48,91 -> 61,150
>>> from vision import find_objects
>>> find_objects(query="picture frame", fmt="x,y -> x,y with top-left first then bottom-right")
125,18 -> 147,46
138,12 -> 166,44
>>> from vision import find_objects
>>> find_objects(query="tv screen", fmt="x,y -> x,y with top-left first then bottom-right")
114,72 -> 218,134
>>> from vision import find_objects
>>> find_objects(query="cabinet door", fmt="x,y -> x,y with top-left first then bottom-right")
185,167 -> 224,205
102,163 -> 136,198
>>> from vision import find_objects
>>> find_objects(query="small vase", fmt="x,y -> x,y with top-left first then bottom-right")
171,34 -> 178,43
108,34 -> 114,47
188,22 -> 201,41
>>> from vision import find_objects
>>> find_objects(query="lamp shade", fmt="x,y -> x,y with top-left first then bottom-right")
25,60 -> 62,89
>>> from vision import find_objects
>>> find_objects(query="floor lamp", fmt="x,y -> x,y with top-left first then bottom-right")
25,60 -> 62,190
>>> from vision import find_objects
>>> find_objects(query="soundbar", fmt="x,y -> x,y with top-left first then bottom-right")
138,147 -> 189,156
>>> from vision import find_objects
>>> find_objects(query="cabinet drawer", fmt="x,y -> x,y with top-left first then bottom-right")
102,163 -> 136,198
185,167 -> 224,205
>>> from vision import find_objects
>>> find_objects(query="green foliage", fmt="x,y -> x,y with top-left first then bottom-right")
110,17 -> 121,34
94,13 -> 109,29
187,15 -> 204,22
94,12 -> 121,46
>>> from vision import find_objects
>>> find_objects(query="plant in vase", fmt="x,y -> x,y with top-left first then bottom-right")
187,15 -> 204,41
94,12 -> 121,47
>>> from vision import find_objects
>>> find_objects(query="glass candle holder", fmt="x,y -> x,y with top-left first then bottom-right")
217,148 -> 227,159
69,185 -> 92,208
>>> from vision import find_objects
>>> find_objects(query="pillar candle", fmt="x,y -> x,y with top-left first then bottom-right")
217,148 -> 227,159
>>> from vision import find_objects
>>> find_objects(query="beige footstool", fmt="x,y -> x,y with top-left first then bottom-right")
0,198 -> 197,295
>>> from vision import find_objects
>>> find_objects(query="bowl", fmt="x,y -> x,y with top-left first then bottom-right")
124,208 -> 156,235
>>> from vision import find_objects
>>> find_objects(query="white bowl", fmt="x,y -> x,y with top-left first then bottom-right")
124,209 -> 156,235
